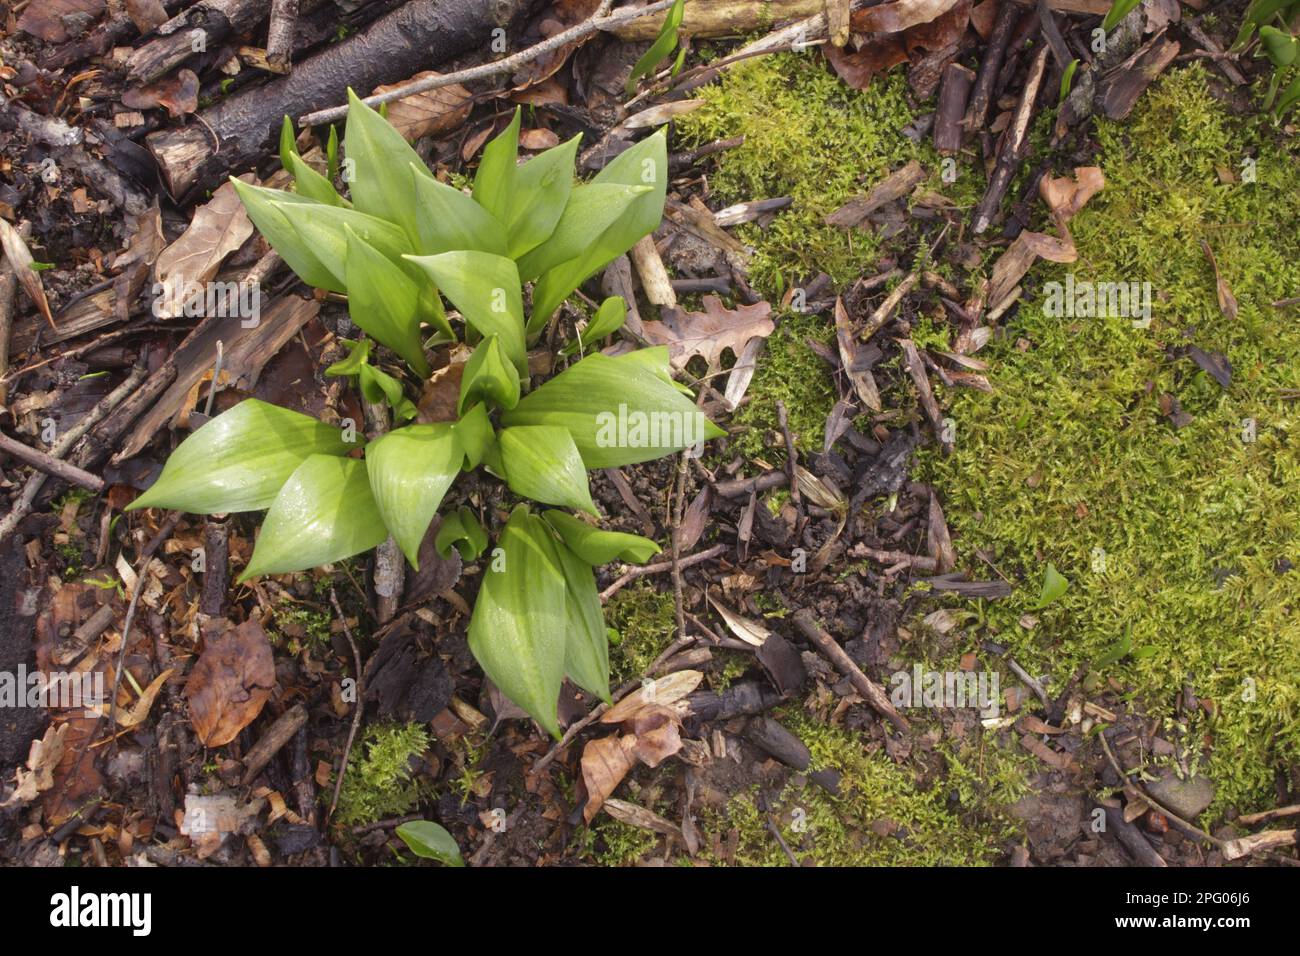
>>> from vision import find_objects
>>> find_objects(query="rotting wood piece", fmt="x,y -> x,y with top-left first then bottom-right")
146,0 -> 542,201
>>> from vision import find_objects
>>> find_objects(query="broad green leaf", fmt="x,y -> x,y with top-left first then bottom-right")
345,227 -> 430,377
451,402 -> 495,470
553,540 -> 611,702
467,505 -> 567,737
128,399 -> 351,514
276,199 -> 412,288
436,505 -> 488,560
542,509 -> 660,564
230,180 -> 339,291
499,425 -> 596,515
395,821 -> 464,866
459,334 -> 520,414
287,152 -> 346,206
516,184 -> 652,281
365,424 -> 461,567
240,455 -> 388,581
1245,0 -> 1297,26
625,0 -> 685,95
411,165 -> 509,256
1032,563 -> 1070,610
500,349 -> 725,468
1259,26 -> 1298,66
472,107 -> 520,223
530,130 -> 668,331
343,88 -> 429,242
404,251 -> 526,377
504,134 -> 580,259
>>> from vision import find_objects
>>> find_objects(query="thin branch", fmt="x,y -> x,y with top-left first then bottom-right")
297,0 -> 677,127
327,586 -> 365,822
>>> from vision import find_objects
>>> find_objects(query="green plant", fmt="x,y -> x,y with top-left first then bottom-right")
335,721 -> 431,827
395,820 -> 464,866
1231,0 -> 1300,117
128,94 -> 723,737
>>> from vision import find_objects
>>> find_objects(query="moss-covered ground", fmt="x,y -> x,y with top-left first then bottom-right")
918,65 -> 1300,814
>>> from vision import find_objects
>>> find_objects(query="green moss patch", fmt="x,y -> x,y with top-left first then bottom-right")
675,53 -> 922,295
919,65 -> 1300,815
700,712 -> 1017,866
732,311 -> 837,456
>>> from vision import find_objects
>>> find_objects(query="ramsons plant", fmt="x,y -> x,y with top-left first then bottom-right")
129,92 -> 723,736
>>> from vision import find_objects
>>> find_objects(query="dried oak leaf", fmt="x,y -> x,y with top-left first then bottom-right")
122,69 -> 200,119
0,219 -> 55,328
823,36 -> 909,90
185,618 -> 276,747
153,176 -> 254,319
628,705 -> 683,768
372,72 -> 473,141
852,0 -> 963,33
903,0 -> 972,53
601,669 -> 704,723
1040,166 -> 1105,226
125,0 -> 168,32
17,0 -> 104,42
581,733 -> 637,822
643,295 -> 774,370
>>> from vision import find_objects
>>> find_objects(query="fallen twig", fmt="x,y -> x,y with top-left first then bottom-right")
0,431 -> 105,492
298,0 -> 679,127
791,609 -> 910,732
0,364 -> 149,541
327,587 -> 365,822
599,544 -> 726,603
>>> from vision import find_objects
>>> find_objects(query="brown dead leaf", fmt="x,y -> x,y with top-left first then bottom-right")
1200,241 -> 1238,321
987,230 -> 1078,307
1039,166 -> 1105,226
823,35 -> 909,89
707,594 -> 771,646
834,296 -> 882,410
852,0 -> 963,33
581,733 -> 637,821
17,0 -> 105,42
629,705 -> 683,767
643,295 -> 773,369
0,219 -> 55,328
520,128 -> 561,151
603,798 -> 684,839
602,670 -> 704,724
512,0 -> 604,89
122,69 -> 200,118
125,0 -> 168,32
153,176 -> 254,319
903,0 -> 972,53
372,72 -> 473,141
185,619 -> 275,747
926,492 -> 956,573
1,724 -> 67,808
